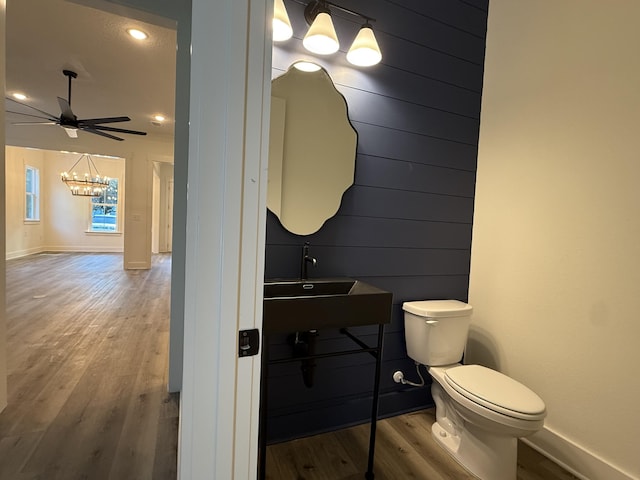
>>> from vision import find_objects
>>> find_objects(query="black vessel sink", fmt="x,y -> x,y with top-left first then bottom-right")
263,278 -> 392,334
264,278 -> 356,298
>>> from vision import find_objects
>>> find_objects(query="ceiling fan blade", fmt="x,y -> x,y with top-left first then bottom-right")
90,125 -> 147,136
5,97 -> 58,120
7,110 -> 58,122
82,127 -> 124,141
57,97 -> 75,119
11,121 -> 57,126
78,116 -> 131,125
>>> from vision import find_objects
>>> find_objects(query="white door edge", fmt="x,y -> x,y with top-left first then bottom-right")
178,0 -> 271,479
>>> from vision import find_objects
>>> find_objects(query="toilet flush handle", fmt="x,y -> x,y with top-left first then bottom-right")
425,319 -> 438,325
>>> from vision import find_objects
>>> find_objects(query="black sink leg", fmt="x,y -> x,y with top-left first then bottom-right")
365,324 -> 385,479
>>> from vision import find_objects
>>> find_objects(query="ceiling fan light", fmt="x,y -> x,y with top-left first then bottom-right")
303,12 -> 339,55
273,0 -> 293,42
347,25 -> 382,67
64,127 -> 78,138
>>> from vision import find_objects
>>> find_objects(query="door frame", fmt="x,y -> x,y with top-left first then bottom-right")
178,0 -> 271,478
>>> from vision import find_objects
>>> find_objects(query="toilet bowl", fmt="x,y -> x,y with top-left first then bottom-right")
402,300 -> 546,480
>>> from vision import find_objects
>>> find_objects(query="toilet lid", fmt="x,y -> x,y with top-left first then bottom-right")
444,365 -> 546,420
403,299 -> 472,318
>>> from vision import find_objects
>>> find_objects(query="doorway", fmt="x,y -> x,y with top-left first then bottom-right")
152,161 -> 174,255
3,0 -> 271,477
2,0 -> 181,474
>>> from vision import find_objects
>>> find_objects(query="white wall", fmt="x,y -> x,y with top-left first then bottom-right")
5,147 -> 45,258
468,2 -> 640,479
5,147 -> 125,258
7,135 -> 174,269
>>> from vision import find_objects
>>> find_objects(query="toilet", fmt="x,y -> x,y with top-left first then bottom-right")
402,300 -> 546,480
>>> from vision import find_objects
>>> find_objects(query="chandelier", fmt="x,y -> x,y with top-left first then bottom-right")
60,154 -> 110,197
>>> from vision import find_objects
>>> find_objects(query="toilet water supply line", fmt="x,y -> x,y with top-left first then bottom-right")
393,362 -> 426,387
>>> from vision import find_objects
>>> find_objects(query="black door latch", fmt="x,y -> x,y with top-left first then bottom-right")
238,329 -> 260,357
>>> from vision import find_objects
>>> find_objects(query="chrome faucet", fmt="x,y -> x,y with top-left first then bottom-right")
301,242 -> 317,280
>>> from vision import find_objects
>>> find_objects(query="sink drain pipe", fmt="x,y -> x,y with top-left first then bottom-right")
292,330 -> 318,388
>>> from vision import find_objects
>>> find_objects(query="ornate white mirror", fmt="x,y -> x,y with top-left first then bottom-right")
268,62 -> 357,235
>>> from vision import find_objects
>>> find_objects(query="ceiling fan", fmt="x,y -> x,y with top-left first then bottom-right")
6,69 -> 147,141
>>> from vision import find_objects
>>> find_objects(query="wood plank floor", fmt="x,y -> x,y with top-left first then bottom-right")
266,409 -> 580,480
0,253 -> 178,480
1,252 -> 578,480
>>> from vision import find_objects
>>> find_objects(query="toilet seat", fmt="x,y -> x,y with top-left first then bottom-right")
444,365 -> 546,420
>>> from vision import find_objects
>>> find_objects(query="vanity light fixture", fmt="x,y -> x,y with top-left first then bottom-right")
346,22 -> 382,67
279,0 -> 382,66
303,1 -> 339,54
273,0 -> 293,41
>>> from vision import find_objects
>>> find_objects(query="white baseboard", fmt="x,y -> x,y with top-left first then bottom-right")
43,246 -> 124,253
125,261 -> 151,270
6,247 -> 124,260
524,427 -> 638,480
6,246 -> 45,260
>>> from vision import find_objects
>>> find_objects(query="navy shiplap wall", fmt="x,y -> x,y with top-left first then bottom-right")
265,0 -> 488,442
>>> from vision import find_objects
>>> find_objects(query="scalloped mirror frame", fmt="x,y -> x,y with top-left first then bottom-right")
268,64 -> 357,235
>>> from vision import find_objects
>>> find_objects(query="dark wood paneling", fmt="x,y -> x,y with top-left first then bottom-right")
267,214 -> 473,250
376,32 -> 485,91
344,88 -> 480,145
355,123 -> 478,171
459,0 -> 490,12
267,389 -> 429,443
265,0 -> 486,442
274,45 -> 483,118
266,244 -> 471,278
339,186 -> 474,222
318,0 -> 486,63
387,0 -> 489,37
355,155 -> 476,196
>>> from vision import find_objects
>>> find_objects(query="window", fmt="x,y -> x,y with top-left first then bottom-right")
25,166 -> 40,221
90,178 -> 119,232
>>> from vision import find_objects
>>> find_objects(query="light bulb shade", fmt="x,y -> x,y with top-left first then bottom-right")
346,25 -> 382,66
273,0 -> 293,42
303,12 -> 339,55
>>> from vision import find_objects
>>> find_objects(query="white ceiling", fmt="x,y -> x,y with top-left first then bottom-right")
5,0 -> 177,154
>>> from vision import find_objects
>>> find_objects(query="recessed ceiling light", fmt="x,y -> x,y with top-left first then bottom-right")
127,28 -> 148,40
153,114 -> 165,122
12,92 -> 27,101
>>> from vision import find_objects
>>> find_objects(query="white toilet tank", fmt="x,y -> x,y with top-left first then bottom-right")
402,300 -> 473,366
